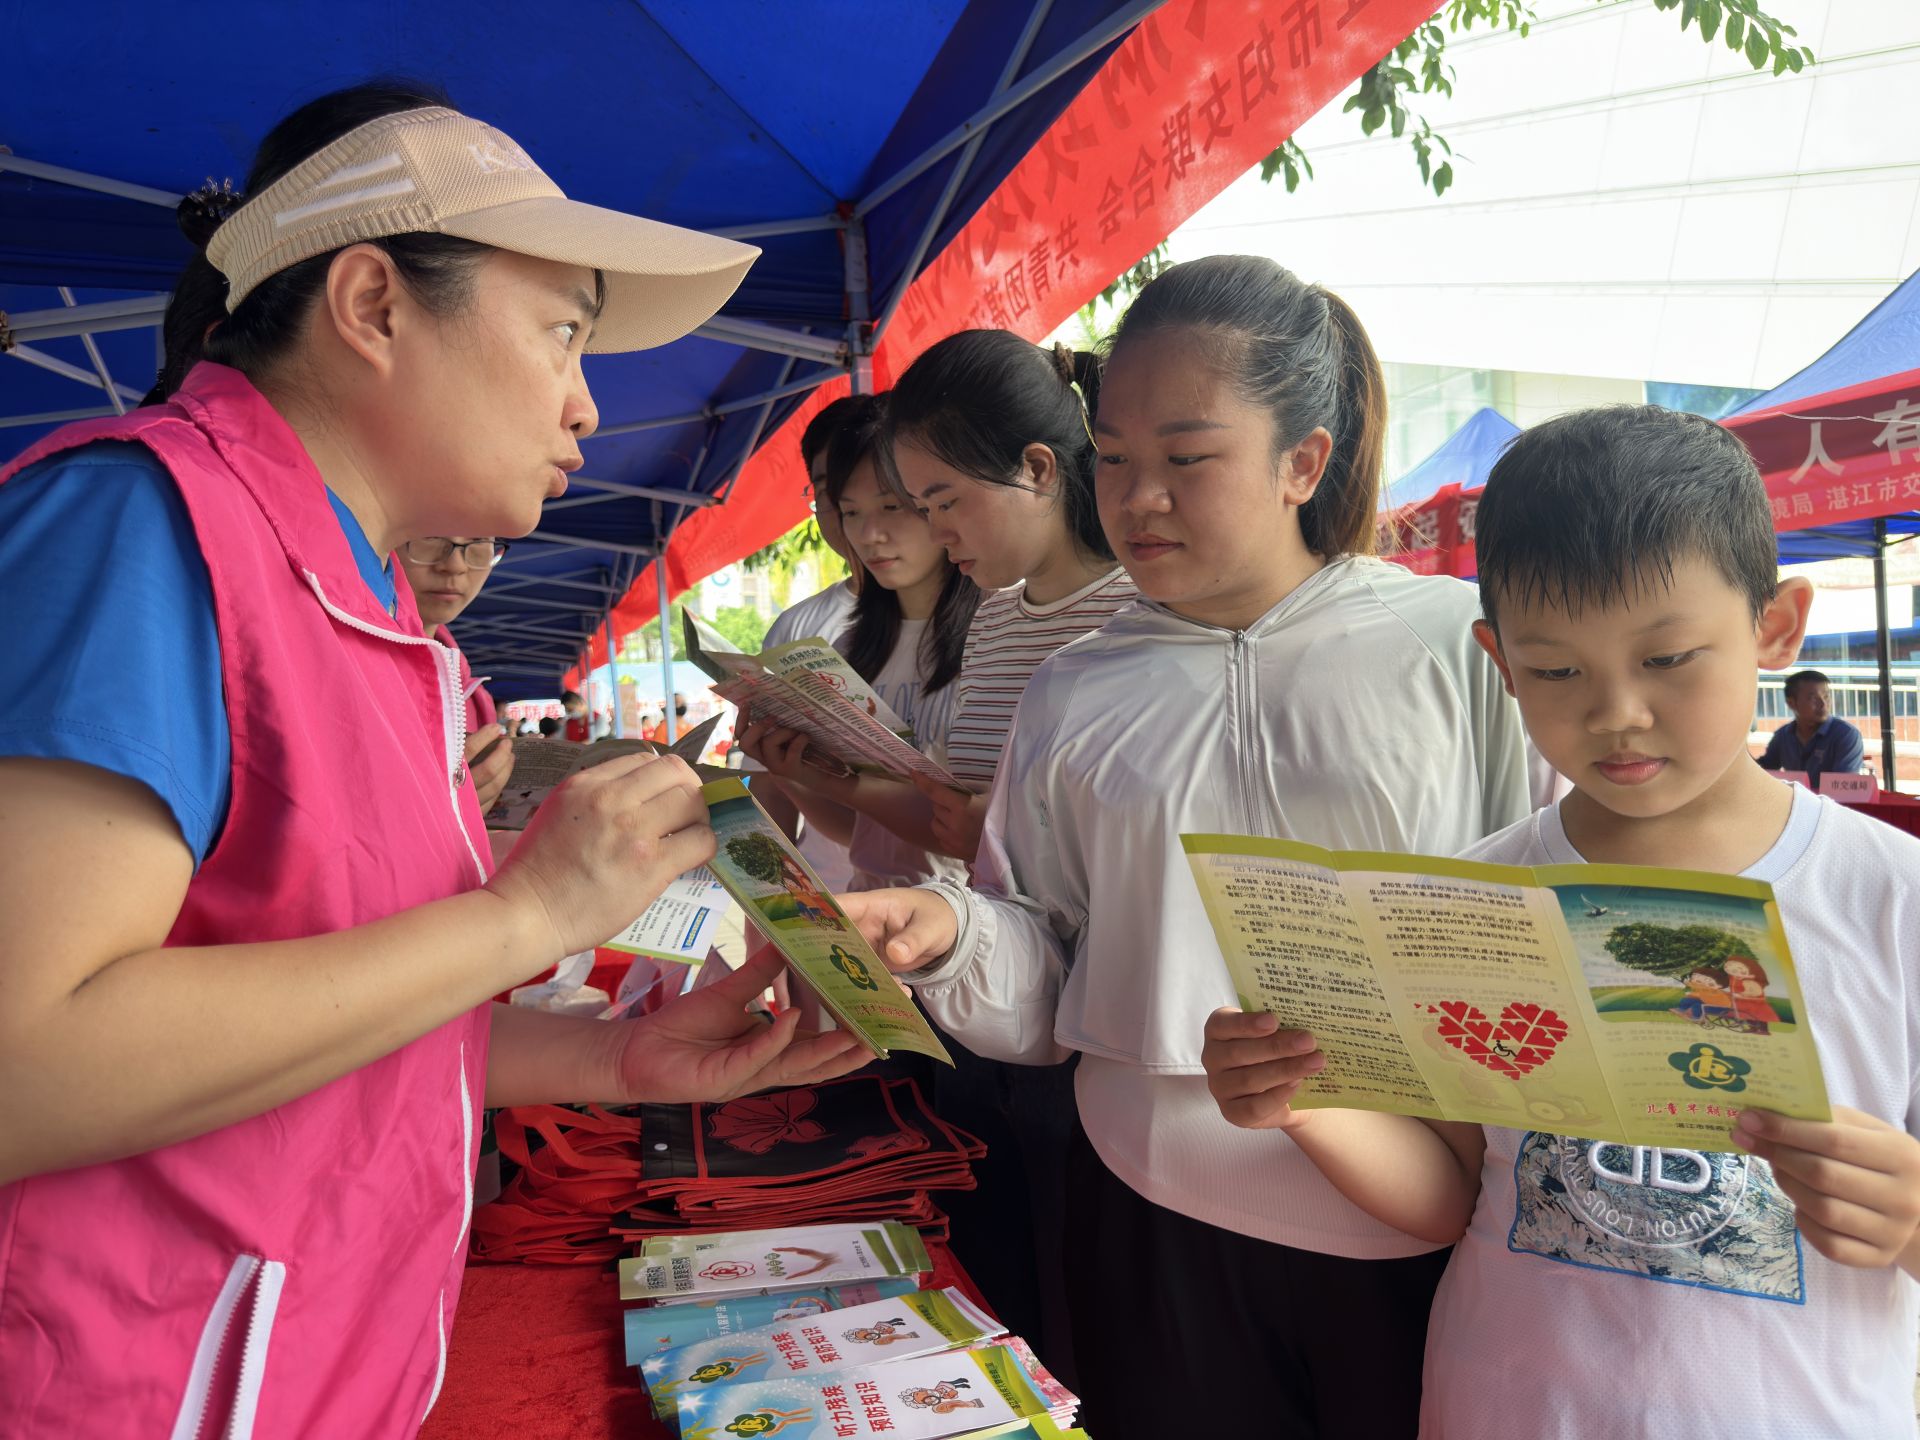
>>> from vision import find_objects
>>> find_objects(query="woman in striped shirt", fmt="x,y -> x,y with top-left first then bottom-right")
882,330 -> 1136,864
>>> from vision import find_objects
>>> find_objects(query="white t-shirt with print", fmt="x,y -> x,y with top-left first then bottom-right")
845,617 -> 963,890
1422,785 -> 1920,1439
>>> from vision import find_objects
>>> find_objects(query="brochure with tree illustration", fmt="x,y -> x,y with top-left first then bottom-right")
642,1286 -> 1004,1419
676,1343 -> 1070,1440
623,1279 -> 923,1366
700,778 -> 953,1064
1182,834 -> 1832,1148
483,713 -> 728,829
619,1221 -> 933,1303
684,610 -> 961,787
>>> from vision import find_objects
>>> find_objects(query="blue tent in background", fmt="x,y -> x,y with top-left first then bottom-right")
1383,406 -> 1519,512
0,0 -> 1159,697
1726,266 -> 1920,564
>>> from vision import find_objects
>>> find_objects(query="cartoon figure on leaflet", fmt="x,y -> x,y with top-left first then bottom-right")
689,1354 -> 769,1386
725,833 -> 837,926
900,1379 -> 983,1415
845,1317 -> 920,1347
1722,955 -> 1783,1034
1670,965 -> 1735,1025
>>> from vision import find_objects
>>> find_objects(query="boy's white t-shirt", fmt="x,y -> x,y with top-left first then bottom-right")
1423,786 -> 1920,1439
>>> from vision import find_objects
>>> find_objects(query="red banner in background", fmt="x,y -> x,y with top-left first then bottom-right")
573,0 -> 1439,682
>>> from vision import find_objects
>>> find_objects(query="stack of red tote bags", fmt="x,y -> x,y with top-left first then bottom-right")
470,1074 -> 985,1265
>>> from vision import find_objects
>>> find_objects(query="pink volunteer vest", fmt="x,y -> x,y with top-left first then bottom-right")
0,363 -> 494,1438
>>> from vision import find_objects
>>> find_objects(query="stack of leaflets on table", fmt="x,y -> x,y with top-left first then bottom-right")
693,779 -> 952,1063
619,1221 -> 934,1305
684,609 -> 961,787
482,713 -> 728,829
624,1278 -> 923,1364
1183,833 -> 1832,1147
674,1342 -> 1079,1439
640,1285 -> 1003,1419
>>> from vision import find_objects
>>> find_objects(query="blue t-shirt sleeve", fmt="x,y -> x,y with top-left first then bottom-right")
0,441 -> 230,864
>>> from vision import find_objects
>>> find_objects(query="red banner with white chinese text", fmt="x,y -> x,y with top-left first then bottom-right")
574,0 -> 1440,680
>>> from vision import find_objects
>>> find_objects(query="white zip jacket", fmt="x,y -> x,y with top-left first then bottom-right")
909,556 -> 1531,1256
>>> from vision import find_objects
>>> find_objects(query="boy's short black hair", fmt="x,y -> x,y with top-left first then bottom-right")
1784,668 -> 1830,700
800,396 -> 864,472
1475,405 -> 1777,630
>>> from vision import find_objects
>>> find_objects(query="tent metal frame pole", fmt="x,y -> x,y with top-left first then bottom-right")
454,617 -> 588,643
59,287 -> 127,415
605,610 -> 625,738
6,342 -> 145,404
465,591 -> 607,616
656,529 -> 677,746
0,153 -> 181,207
553,475 -> 721,506
694,315 -> 845,365
1873,518 -> 1899,790
484,567 -> 620,596
710,213 -> 845,241
4,294 -> 167,342
844,216 -> 873,394
593,368 -> 833,438
523,531 -> 657,558
872,0 -> 1055,343
716,354 -> 802,505
854,0 -> 1159,219
0,405 -> 116,429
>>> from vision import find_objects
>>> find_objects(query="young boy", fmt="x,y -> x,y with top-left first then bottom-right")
1200,406 -> 1920,1437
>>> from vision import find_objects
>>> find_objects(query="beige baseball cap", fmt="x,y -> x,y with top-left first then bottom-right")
205,106 -> 759,354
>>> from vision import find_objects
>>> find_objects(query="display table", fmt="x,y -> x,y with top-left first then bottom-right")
421,1245 -> 986,1440
1856,791 -> 1920,839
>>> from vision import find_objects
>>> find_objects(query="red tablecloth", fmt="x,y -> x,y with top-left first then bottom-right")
421,1246 -> 987,1440
1855,794 -> 1920,839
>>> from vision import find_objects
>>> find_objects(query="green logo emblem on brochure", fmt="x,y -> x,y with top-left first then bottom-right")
724,1410 -> 812,1437
690,1354 -> 763,1385
829,943 -> 880,992
1668,1042 -> 1752,1092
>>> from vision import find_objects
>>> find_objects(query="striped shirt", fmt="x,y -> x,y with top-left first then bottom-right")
946,567 -> 1136,790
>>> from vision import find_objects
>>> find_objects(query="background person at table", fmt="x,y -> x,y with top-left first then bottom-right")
648,693 -> 688,744
398,532 -> 515,811
0,82 -> 862,1440
839,256 -> 1529,1439
752,396 -> 865,887
739,394 -> 980,892
561,687 -> 590,742
1758,668 -> 1864,787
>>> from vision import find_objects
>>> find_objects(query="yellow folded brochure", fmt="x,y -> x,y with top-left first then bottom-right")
701,778 -> 952,1064
1183,834 -> 1831,1148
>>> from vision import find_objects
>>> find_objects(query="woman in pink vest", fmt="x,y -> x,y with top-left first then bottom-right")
0,83 -> 863,1438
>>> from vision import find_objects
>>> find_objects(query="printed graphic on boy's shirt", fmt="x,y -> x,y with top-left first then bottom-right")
1555,885 -> 1795,1036
1507,1131 -> 1805,1303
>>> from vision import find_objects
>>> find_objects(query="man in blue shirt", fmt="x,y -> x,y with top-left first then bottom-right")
1759,668 -> 1866,787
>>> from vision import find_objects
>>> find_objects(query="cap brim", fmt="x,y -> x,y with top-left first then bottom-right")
441,196 -> 759,354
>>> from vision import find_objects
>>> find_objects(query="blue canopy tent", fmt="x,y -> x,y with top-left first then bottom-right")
0,0 -> 1163,712
1720,265 -> 1920,784
1382,405 -> 1519,512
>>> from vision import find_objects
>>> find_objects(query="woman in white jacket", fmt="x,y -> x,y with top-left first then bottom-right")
842,256 -> 1531,1439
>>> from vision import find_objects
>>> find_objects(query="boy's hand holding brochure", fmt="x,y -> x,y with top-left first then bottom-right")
1733,1105 -> 1920,1275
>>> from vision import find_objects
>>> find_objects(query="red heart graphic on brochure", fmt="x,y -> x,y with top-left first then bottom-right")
1425,1000 -> 1568,1078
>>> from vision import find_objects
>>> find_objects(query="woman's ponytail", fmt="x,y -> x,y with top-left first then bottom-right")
1311,289 -> 1386,557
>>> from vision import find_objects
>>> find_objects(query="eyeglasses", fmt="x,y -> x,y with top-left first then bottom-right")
402,538 -> 509,568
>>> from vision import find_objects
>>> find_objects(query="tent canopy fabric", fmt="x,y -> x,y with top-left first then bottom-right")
1,0 -> 1434,699
1382,405 -> 1518,512
0,0 -> 1154,694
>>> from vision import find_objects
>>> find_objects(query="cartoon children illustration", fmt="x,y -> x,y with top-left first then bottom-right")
689,1353 -> 767,1385
900,1379 -> 983,1414
845,1317 -> 920,1346
1723,954 -> 1783,1034
828,944 -> 880,992
1670,965 -> 1734,1024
